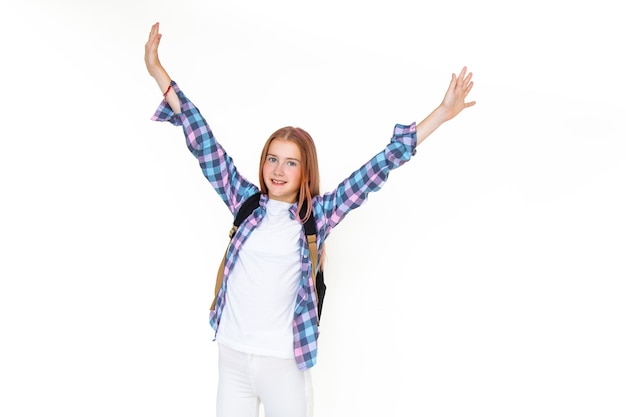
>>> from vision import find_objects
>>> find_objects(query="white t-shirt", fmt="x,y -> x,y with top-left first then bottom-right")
216,198 -> 302,358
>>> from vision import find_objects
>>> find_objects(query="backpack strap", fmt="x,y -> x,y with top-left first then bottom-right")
234,192 -> 261,230
300,204 -> 326,321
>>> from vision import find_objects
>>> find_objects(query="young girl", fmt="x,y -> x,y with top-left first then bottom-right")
145,22 -> 475,417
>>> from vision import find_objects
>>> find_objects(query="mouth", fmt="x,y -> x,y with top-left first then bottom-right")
271,179 -> 286,185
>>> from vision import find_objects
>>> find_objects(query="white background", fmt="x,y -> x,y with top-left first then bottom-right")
1,1 -> 624,416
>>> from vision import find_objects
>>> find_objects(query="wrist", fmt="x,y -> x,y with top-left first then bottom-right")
149,66 -> 172,93
431,105 -> 449,125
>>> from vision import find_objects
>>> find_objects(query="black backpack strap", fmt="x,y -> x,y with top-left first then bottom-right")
300,204 -> 326,322
234,192 -> 262,228
228,192 -> 262,238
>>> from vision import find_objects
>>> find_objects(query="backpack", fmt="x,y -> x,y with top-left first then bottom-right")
210,192 -> 327,322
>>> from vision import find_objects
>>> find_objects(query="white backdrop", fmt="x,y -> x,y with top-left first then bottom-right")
1,1 -> 624,416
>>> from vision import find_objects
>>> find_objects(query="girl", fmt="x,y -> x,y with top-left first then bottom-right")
145,21 -> 475,417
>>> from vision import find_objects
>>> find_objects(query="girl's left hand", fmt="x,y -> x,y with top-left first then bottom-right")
440,66 -> 476,121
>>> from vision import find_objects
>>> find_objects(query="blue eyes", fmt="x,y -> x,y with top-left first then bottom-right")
267,156 -> 298,167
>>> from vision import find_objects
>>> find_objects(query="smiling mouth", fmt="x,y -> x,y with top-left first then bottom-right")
272,179 -> 286,185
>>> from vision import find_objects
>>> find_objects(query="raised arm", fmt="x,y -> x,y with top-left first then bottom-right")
144,22 -> 181,114
415,66 -> 476,146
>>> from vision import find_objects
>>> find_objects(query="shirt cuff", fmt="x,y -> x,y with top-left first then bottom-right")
150,81 -> 182,126
392,123 -> 418,155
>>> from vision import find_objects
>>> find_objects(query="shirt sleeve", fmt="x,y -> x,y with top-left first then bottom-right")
317,123 -> 417,232
151,81 -> 258,213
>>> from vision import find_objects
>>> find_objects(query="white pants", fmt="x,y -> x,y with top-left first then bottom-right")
217,344 -> 314,417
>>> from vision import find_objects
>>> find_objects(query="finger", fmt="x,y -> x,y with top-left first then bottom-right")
463,71 -> 473,88
465,81 -> 474,97
448,72 -> 458,91
148,22 -> 160,41
146,27 -> 155,46
146,30 -> 162,50
457,66 -> 467,82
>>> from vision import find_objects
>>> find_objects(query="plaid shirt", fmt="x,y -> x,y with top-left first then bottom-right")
152,81 -> 417,370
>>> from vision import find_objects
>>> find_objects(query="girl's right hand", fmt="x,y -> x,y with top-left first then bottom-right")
144,22 -> 163,78
144,22 -> 179,112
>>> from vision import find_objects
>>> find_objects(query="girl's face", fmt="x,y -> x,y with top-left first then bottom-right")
262,139 -> 302,203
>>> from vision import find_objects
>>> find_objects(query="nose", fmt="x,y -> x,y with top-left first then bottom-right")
273,163 -> 285,175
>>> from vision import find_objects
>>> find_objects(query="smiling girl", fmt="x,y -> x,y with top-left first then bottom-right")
145,21 -> 475,417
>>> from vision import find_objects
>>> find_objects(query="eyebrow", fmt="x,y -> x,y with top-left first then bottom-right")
267,153 -> 301,162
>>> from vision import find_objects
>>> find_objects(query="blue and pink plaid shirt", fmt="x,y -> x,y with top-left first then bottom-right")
152,81 -> 417,370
